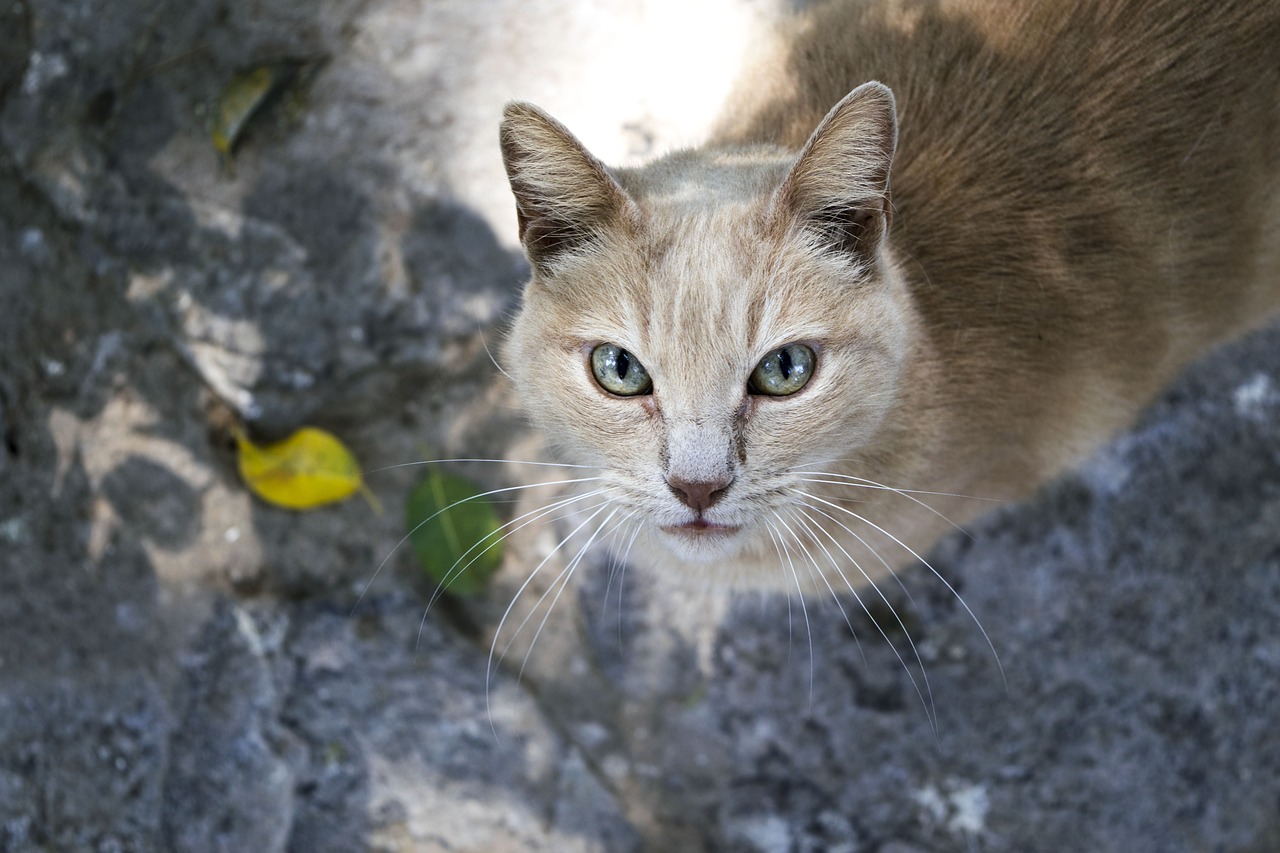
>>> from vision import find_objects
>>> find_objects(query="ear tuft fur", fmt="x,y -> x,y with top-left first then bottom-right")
773,82 -> 898,262
499,103 -> 636,275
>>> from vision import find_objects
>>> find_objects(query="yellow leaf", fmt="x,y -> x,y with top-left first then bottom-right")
236,427 -> 376,511
212,66 -> 278,158
210,60 -> 321,171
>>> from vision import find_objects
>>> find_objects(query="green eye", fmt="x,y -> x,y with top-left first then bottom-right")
749,343 -> 816,396
590,343 -> 653,396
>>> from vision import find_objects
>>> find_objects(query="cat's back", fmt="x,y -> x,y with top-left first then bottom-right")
720,0 -> 1280,168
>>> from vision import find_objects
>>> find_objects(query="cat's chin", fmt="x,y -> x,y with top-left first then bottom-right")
656,523 -> 747,563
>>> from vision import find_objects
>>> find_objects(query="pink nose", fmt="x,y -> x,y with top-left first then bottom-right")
667,476 -> 733,513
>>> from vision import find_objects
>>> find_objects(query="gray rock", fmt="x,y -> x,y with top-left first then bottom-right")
2,1 -> 1280,852
0,0 -> 525,431
161,603 -> 301,853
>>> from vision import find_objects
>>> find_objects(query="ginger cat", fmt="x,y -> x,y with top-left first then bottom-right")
499,0 -> 1280,594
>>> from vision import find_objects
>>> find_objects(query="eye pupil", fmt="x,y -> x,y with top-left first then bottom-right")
778,347 -> 793,379
749,343 -> 815,396
590,343 -> 652,396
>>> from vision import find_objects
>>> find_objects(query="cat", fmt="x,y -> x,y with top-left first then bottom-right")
497,0 -> 1280,596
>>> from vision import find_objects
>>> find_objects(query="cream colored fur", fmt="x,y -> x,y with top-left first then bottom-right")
501,0 -> 1280,591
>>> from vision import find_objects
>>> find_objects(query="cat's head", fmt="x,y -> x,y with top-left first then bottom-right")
500,83 -> 916,576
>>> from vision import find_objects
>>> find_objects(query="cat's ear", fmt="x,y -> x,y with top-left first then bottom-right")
773,81 -> 898,263
500,103 -> 637,275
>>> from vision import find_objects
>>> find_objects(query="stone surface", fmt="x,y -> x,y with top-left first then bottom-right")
2,1 -> 1280,851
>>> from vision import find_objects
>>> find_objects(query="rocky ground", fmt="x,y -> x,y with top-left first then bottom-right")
2,1 -> 1279,851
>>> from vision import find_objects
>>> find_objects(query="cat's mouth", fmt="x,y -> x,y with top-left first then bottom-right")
655,517 -> 749,562
660,519 -> 742,538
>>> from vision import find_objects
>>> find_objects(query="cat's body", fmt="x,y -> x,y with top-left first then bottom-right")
500,0 -> 1280,592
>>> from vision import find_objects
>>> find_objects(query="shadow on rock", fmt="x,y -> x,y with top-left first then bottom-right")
101,454 -> 203,550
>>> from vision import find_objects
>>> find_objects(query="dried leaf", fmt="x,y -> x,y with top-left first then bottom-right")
236,426 -> 374,510
211,61 -> 310,165
406,471 -> 503,596
213,66 -> 277,159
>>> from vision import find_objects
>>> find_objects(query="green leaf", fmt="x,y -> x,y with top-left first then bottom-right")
405,471 -> 503,596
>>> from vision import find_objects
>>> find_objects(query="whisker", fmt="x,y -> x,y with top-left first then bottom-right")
793,492 -> 927,619
613,519 -> 645,648
766,514 -> 815,705
478,328 -> 516,383
789,506 -> 937,735
794,489 -> 1008,692
601,511 -> 640,620
797,476 -> 969,539
353,475 -> 603,613
515,507 -> 623,682
762,521 -> 795,656
486,502 -> 614,734
366,458 -> 602,475
793,500 -> 939,734
491,501 -> 617,667
415,492 -> 617,655
775,509 -> 866,666
790,469 -> 1001,502
799,492 -> 872,506
424,488 -> 613,613
794,472 -> 996,540
789,454 -> 875,473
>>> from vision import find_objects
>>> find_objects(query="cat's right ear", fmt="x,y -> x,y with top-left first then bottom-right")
772,81 -> 898,266
500,103 -> 638,275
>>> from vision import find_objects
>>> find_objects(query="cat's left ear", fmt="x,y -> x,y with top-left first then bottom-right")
500,103 -> 639,276
772,81 -> 898,263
